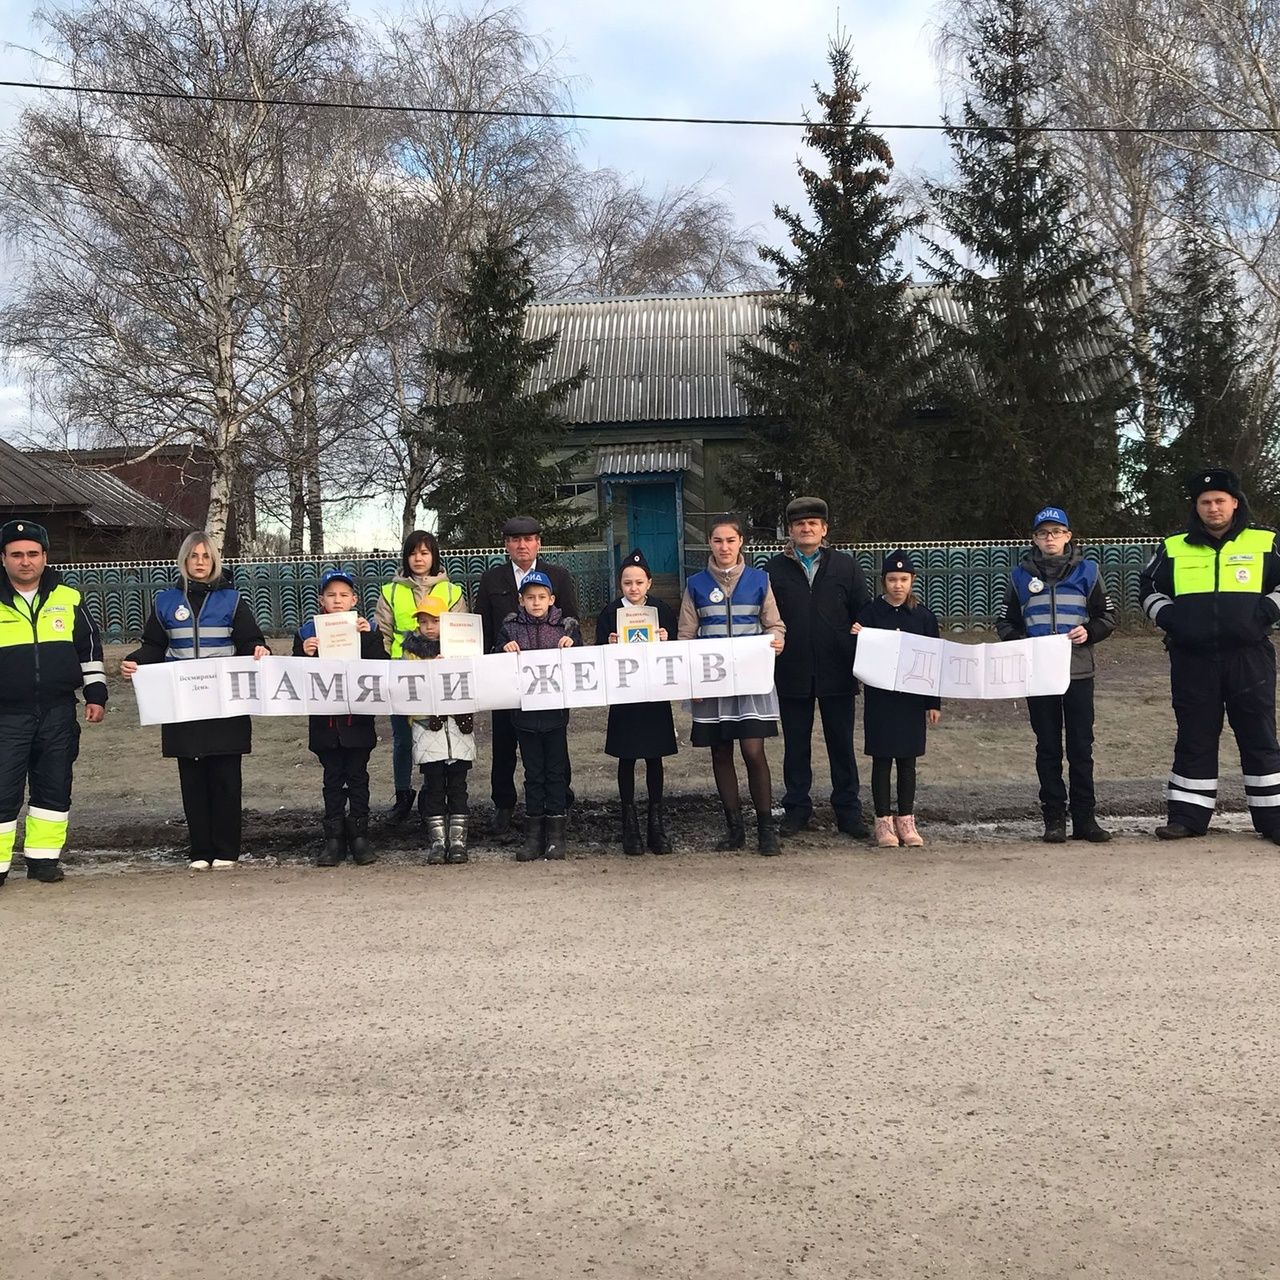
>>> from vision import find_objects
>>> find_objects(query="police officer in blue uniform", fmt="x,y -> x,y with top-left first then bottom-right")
1139,468 -> 1280,842
997,505 -> 1117,843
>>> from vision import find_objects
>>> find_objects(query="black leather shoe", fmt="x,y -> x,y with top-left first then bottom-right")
1155,822 -> 1199,840
1042,813 -> 1068,844
621,803 -> 643,855
490,806 -> 515,837
647,803 -> 673,854
779,812 -> 812,837
757,816 -> 782,856
388,790 -> 416,826
26,859 -> 65,883
318,820 -> 345,867
1071,813 -> 1112,843
836,817 -> 870,839
715,807 -> 746,851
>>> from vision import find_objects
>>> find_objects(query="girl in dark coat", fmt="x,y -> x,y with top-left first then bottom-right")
853,551 -> 941,849
595,550 -> 679,855
121,531 -> 269,870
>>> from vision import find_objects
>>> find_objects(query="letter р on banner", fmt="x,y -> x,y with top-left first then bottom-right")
604,649 -> 649,705
561,647 -> 606,709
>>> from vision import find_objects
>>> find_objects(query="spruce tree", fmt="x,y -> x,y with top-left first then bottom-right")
729,40 -> 933,539
1140,167 -> 1278,528
924,0 -> 1129,537
419,234 -> 589,546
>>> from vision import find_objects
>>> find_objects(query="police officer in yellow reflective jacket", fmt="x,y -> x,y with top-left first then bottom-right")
1139,468 -> 1280,842
0,519 -> 107,885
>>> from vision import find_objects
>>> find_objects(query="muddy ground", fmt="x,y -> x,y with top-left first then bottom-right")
61,635 -> 1203,862
3,835 -> 1279,1279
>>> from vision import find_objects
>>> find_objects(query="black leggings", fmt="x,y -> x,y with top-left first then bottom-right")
618,758 -> 665,806
709,738 -> 772,816
871,757 -> 917,817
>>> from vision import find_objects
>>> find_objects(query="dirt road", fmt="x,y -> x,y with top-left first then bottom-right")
4,833 -> 1278,1279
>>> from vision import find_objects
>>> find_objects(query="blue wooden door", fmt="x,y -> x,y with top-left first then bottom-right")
626,483 -> 679,574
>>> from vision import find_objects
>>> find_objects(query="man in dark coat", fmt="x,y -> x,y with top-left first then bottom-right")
1139,466 -> 1280,842
766,497 -> 870,837
473,516 -> 580,834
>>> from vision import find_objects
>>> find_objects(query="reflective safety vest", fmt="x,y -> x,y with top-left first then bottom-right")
1165,527 -> 1273,596
381,579 -> 463,658
155,586 -> 239,660
1011,558 -> 1099,637
0,580 -> 88,705
686,565 -> 769,638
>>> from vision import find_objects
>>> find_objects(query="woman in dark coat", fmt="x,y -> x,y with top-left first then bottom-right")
121,531 -> 269,869
595,550 -> 679,854
853,550 -> 941,850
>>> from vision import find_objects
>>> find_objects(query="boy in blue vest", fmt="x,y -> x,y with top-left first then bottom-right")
997,506 -> 1118,843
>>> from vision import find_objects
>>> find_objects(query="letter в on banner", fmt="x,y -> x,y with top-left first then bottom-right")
561,647 -> 606,709
255,656 -> 308,716
646,640 -> 693,700
728,634 -> 779,696
604,647 -> 650,705
472,652 -> 522,712
429,658 -> 478,715
1025,633 -> 1072,697
852,627 -> 902,692
894,634 -> 943,698
688,639 -> 735,699
388,664 -> 436,716
347,659 -> 394,712
519,655 -> 567,711
132,661 -> 178,726
306,659 -> 351,714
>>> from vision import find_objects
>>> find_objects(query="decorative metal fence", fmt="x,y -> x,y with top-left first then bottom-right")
60,539 -> 1160,642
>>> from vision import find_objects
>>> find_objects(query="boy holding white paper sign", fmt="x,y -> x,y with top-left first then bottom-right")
293,569 -> 383,867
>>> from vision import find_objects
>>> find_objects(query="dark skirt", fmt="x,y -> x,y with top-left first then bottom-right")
691,717 -> 778,747
862,687 -> 928,759
605,701 -> 678,759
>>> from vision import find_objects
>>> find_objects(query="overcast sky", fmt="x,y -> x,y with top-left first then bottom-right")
0,0 -> 951,544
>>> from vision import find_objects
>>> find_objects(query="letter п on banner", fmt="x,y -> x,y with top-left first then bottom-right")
561,647 -> 606,709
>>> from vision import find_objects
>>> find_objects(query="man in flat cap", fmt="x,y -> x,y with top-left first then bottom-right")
474,516 -> 580,835
1140,467 -> 1280,843
0,519 -> 107,887
766,497 -> 871,837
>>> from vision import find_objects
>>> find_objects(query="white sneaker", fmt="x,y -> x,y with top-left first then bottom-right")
210,859 -> 236,869
189,860 -> 211,871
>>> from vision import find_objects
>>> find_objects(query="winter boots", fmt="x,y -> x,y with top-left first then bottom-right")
388,789 -> 416,826
318,818 -> 345,867
425,815 -> 447,865
874,816 -> 899,847
621,803 -> 643,855
715,806 -> 746,851
347,816 -> 376,865
647,802 -> 672,854
1071,811 -> 1112,843
895,815 -> 925,847
446,814 -> 469,864
544,814 -> 567,860
490,806 -> 515,837
518,816 -> 545,862
756,814 -> 781,856
1042,809 -> 1068,844
25,858 -> 64,883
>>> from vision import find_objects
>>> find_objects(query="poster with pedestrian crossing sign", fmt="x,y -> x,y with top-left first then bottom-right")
617,605 -> 659,643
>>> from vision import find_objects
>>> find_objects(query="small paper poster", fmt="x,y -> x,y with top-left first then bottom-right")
313,611 -> 360,659
440,612 -> 484,657
617,605 -> 659,644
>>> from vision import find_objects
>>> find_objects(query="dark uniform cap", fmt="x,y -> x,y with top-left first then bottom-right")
502,515 -> 542,538
785,496 -> 829,524
881,549 -> 917,576
1,519 -> 50,551
619,549 -> 651,578
1187,467 -> 1244,501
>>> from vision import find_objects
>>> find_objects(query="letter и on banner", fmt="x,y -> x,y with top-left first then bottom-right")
430,658 -> 478,715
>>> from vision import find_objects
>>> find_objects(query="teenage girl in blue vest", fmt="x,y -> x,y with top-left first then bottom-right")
852,551 -> 941,848
995,506 -> 1118,844
678,517 -> 786,855
122,531 -> 269,870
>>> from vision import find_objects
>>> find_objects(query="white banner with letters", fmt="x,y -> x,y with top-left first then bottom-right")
853,630 -> 1071,700
132,636 -> 778,725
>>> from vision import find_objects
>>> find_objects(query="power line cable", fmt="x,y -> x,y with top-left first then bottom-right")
0,78 -> 1269,135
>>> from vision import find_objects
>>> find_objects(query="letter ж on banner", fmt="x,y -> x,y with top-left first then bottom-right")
562,647 -> 606,709
348,660 -> 394,712
389,663 -> 436,716
894,635 -> 943,698
646,640 -> 693,700
852,627 -> 902,692
472,652 -> 522,712
519,655 -> 567,711
689,640 -> 736,699
1026,633 -> 1072,697
255,656 -> 309,716
604,648 -> 650,705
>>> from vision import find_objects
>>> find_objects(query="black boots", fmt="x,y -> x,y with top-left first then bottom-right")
347,816 -> 376,865
621,803 -> 643,855
389,789 -> 416,826
26,858 -> 64,883
318,818 -> 345,867
518,816 -> 545,862
757,815 -> 782,856
1071,811 -> 1112,843
715,807 -> 746,851
647,802 -> 672,854
544,814 -> 567,860
1155,822 -> 1198,840
425,815 -> 447,865
1042,809 -> 1068,844
446,814 -> 469,864
490,806 -> 515,837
